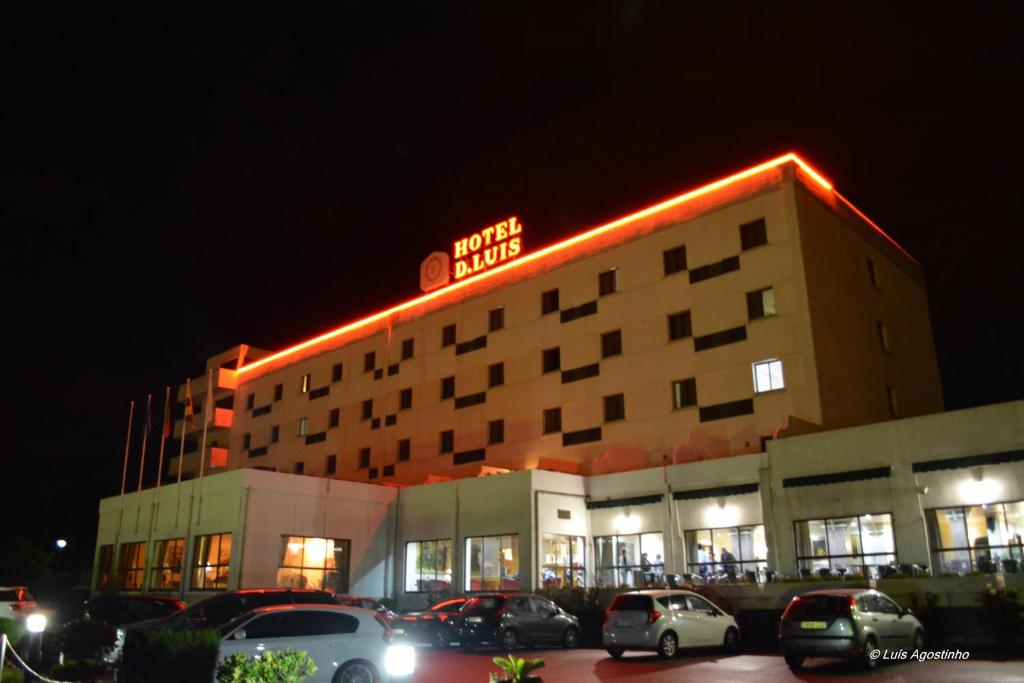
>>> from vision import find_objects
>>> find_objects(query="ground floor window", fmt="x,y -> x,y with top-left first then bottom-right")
117,542 -> 147,590
540,534 -> 585,589
795,513 -> 895,578
405,539 -> 453,593
594,533 -> 664,587
465,534 -> 519,592
192,532 -> 232,590
277,536 -> 351,592
96,544 -> 115,591
926,500 -> 1023,574
150,538 -> 185,591
685,525 -> 767,580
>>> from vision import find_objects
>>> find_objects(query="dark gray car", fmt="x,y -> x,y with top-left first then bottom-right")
456,593 -> 581,651
778,588 -> 924,670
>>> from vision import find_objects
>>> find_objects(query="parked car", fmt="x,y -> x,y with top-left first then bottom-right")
392,597 -> 468,648
335,595 -> 398,622
602,589 -> 740,659
218,604 -> 415,682
778,588 -> 924,671
86,594 -> 186,627
456,593 -> 581,652
0,586 -> 38,621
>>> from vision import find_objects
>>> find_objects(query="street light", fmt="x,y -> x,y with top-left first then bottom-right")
26,613 -> 46,666
56,539 -> 67,550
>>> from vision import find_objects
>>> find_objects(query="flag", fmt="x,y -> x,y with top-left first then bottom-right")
185,378 -> 196,428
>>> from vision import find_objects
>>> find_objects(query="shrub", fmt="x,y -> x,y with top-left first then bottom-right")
0,618 -> 24,648
49,659 -> 108,681
122,628 -> 219,683
489,654 -> 544,682
978,584 -> 1023,648
1,667 -> 25,683
216,650 -> 317,683
57,619 -> 116,661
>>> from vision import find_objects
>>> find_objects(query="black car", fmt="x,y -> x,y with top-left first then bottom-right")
456,593 -> 581,652
87,594 -> 186,627
393,597 -> 468,648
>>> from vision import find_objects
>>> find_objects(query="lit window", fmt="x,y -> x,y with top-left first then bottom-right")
746,287 -> 776,320
405,539 -> 453,593
301,374 -> 311,394
752,359 -> 784,393
594,533 -> 664,588
95,545 -> 115,591
191,533 -> 231,590
541,534 -> 585,589
672,378 -> 697,409
926,500 -> 1024,575
298,417 -> 309,436
685,526 -> 767,579
465,534 -> 519,592
117,542 -> 147,591
794,514 -> 895,578
277,535 -> 350,593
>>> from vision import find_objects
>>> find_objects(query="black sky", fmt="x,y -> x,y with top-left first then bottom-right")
2,1 -> 1022,572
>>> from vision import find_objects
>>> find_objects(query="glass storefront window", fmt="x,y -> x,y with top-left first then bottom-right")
96,544 -> 115,591
465,534 -> 519,592
684,525 -> 767,580
594,533 -> 664,587
276,536 -> 350,592
117,542 -> 146,591
926,500 -> 1024,574
150,538 -> 185,591
794,513 -> 895,578
405,539 -> 453,593
540,534 -> 585,589
192,533 -> 232,591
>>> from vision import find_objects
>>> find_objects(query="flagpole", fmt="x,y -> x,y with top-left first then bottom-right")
120,401 -> 135,496
196,369 -> 214,525
156,387 -> 171,490
175,379 -> 192,529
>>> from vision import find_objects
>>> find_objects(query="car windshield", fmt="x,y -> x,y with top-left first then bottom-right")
0,590 -> 20,602
788,595 -> 854,617
609,595 -> 653,612
463,597 -> 505,613
431,600 -> 464,612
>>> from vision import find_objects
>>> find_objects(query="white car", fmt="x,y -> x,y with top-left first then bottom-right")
218,604 -> 414,683
603,589 -> 740,658
0,586 -> 38,621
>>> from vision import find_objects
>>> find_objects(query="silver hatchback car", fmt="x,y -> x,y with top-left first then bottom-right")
603,590 -> 740,658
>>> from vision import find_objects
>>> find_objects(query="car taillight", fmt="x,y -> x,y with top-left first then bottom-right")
495,608 -> 506,619
437,613 -> 448,622
647,609 -> 661,624
849,596 -> 858,612
422,614 -> 434,620
780,596 -> 802,621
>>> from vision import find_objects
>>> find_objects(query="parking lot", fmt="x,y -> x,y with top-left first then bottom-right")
411,647 -> 1024,682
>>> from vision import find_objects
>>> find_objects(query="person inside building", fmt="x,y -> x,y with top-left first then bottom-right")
721,546 -> 737,581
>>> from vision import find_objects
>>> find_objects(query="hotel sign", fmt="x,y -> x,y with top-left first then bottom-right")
452,216 -> 523,280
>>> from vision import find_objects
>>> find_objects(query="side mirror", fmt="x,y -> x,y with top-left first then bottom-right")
900,607 -> 911,617
232,629 -> 247,641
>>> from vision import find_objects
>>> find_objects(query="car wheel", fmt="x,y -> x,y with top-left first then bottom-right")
912,629 -> 925,653
562,626 -> 580,649
435,628 -> 450,649
722,627 -> 740,655
501,628 -> 519,651
784,654 -> 804,671
335,661 -> 379,683
861,635 -> 880,670
606,646 -> 625,659
657,631 -> 678,659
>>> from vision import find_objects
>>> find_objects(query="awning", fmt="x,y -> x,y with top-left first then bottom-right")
912,449 -> 1024,473
782,466 -> 891,488
586,494 -> 664,510
673,482 -> 759,501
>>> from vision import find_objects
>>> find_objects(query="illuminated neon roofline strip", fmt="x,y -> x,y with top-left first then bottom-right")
238,152 -> 910,376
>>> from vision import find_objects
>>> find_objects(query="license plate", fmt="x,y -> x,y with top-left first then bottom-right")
393,629 -> 405,635
800,621 -> 827,630
615,618 -> 632,627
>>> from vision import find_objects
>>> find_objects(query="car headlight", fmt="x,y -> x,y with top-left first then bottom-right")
384,644 -> 415,677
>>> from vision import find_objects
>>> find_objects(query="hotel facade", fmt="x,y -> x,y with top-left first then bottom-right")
93,155 -> 1024,606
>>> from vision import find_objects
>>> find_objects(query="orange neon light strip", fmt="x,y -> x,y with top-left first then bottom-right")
238,153 -> 908,377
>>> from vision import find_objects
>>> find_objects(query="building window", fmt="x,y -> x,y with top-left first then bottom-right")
488,363 -> 505,388
271,425 -> 280,443
672,378 -> 698,409
604,393 -> 625,422
383,464 -> 394,477
542,347 -> 560,374
663,245 -> 687,276
877,322 -> 892,352
601,330 -> 622,358
294,461 -> 304,475
364,352 -> 375,373
868,258 -> 881,288
489,307 -> 505,332
440,430 -> 454,454
540,534 -> 585,590
117,542 -> 147,591
245,394 -> 255,410
96,544 -> 115,591
326,454 -> 337,475
886,385 -> 899,418
541,289 -> 559,315
358,448 -> 370,468
595,533 -> 664,588
441,376 -> 455,400
925,500 -> 1024,575
274,384 -> 283,401
242,433 -> 251,450
401,338 -> 415,360
301,374 -> 311,394
795,514 -> 895,578
369,467 -> 378,479
747,287 -> 776,320
488,419 -> 504,445
400,387 -> 413,411
685,525 -> 767,580
668,311 -> 692,341
332,363 -> 343,383
465,534 -> 519,592
298,417 -> 309,436
740,218 -> 767,250
277,536 -> 350,593
598,268 -> 619,296
329,408 -> 340,428
191,533 -> 231,590
398,439 -> 411,461
752,359 -> 784,393
361,399 -> 373,420
543,408 -> 561,434
405,539 -> 453,593
442,324 -> 457,347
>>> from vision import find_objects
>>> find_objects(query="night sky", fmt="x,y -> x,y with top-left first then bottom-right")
2,2 -> 1022,576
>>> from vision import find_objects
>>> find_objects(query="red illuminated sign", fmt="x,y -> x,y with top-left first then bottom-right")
452,217 -> 523,280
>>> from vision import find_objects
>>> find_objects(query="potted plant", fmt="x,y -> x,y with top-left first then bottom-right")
489,654 -> 544,682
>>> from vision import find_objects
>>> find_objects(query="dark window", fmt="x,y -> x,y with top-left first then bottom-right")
740,218 -> 767,250
398,439 -> 410,461
364,352 -> 375,373
368,467 -> 378,480
563,427 -> 601,446
453,449 -> 485,465
455,335 -> 487,355
541,288 -> 560,315
245,394 -> 255,410
868,259 -> 881,288
442,324 -> 457,347
604,394 -> 625,422
699,398 -> 755,422
441,376 -> 455,400
329,408 -> 340,428
598,269 -> 618,296
294,462 -> 304,475
371,418 -> 380,430
252,405 -> 272,417
663,245 -> 688,275
305,432 -> 327,445
543,408 -> 562,434
668,311 -> 693,341
488,419 -> 504,445
387,364 -> 399,376
243,433 -> 251,449
274,384 -> 283,401
454,392 -> 486,409
440,430 -> 454,454
877,322 -> 891,352
399,388 -> 413,410
332,363 -> 343,383
689,255 -> 740,284
886,385 -> 898,418
489,363 -> 505,387
326,455 -> 337,475
489,307 -> 505,332
401,338 -> 415,360
385,414 -> 396,426
747,287 -> 776,320
672,378 -> 697,409
561,364 -> 599,384
373,368 -> 384,380
309,386 -> 330,400
382,465 -> 394,477
271,425 -> 280,443
361,399 -> 373,420
542,347 -> 561,374
560,300 -> 598,323
248,446 -> 268,458
694,326 -> 747,351
601,330 -> 622,358
359,448 -> 370,469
